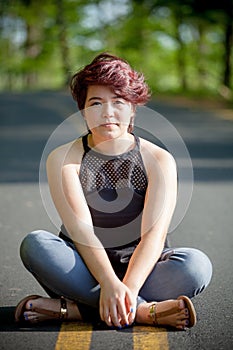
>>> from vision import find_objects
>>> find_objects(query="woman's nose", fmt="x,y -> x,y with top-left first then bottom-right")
102,102 -> 114,117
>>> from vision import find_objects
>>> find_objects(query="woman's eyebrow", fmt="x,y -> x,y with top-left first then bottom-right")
87,96 -> 102,102
87,95 -> 120,102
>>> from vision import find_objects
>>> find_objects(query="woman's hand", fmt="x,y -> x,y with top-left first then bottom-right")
99,277 -> 137,328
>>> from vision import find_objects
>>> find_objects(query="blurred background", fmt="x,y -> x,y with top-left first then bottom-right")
0,0 -> 232,105
1,3 -> 233,349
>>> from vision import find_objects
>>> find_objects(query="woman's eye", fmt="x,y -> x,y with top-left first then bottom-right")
91,102 -> 101,106
114,100 -> 124,105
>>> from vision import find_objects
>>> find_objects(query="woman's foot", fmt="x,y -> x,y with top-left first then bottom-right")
15,295 -> 82,323
136,297 -> 195,330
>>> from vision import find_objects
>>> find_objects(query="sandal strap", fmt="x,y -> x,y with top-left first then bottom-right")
149,302 -> 180,325
60,296 -> 68,319
149,296 -> 196,329
149,302 -> 158,325
32,297 -> 68,319
156,305 -> 180,319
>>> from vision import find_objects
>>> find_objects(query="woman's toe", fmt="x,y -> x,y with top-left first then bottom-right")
176,319 -> 189,330
179,309 -> 189,319
176,324 -> 186,330
178,299 -> 185,310
23,312 -> 29,321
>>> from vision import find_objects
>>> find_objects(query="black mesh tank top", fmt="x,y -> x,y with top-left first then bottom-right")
79,133 -> 148,256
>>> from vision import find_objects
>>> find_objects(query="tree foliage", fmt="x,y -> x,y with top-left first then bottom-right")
0,0 -> 232,98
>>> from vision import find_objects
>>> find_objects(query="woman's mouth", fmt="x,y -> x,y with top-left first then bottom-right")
100,122 -> 118,127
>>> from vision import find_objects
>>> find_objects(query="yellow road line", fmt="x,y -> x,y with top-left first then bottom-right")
55,323 -> 169,350
55,322 -> 92,350
133,326 -> 169,350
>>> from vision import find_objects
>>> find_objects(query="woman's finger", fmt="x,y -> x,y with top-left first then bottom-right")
99,303 -> 104,321
109,302 -> 122,327
116,298 -> 129,326
100,300 -> 111,325
102,304 -> 113,326
128,306 -> 136,325
125,294 -> 136,324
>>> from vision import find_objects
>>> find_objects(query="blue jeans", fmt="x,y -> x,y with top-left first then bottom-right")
20,230 -> 212,319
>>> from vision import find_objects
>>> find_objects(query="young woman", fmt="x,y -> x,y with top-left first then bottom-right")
15,53 -> 212,330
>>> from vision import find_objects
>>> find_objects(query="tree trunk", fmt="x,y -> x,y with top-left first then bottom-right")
24,22 -> 40,88
223,16 -> 233,88
174,12 -> 188,91
56,0 -> 71,87
196,21 -> 206,89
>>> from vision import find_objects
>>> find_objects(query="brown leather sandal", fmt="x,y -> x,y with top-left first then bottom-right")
149,295 -> 197,328
15,295 -> 68,323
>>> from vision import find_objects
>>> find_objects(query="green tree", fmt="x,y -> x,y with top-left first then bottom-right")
191,0 -> 233,90
0,0 -> 232,96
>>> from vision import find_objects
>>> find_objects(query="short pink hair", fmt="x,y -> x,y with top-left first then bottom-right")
70,53 -> 151,111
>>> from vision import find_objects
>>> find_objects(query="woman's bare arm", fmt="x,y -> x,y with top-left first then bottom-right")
123,139 -> 177,297
46,140 -> 134,327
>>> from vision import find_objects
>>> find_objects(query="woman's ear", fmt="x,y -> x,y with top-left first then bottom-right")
131,104 -> 136,115
128,115 -> 135,133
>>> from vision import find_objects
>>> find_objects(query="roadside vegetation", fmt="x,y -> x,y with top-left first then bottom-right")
0,0 -> 232,107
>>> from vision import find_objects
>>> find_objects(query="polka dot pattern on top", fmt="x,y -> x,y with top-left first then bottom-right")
79,134 -> 148,195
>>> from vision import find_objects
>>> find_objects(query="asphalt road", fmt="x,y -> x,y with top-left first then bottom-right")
0,91 -> 233,350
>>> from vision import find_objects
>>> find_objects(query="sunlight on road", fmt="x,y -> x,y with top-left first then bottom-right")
55,323 -> 168,350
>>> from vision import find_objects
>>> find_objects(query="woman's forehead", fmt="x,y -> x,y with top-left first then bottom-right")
86,85 -> 116,98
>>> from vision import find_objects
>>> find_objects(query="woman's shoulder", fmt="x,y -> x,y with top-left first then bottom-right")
139,137 -> 173,159
47,137 -> 84,167
139,137 -> 176,173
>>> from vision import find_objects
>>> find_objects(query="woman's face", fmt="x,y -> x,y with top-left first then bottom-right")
84,85 -> 135,140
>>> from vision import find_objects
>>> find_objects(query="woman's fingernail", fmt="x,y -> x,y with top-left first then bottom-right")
29,303 -> 33,309
185,320 -> 189,326
130,307 -> 134,313
24,313 -> 28,321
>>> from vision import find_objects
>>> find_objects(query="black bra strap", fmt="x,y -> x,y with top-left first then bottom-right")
134,134 -> 140,150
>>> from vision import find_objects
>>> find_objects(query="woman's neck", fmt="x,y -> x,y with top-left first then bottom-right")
88,133 -> 135,156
